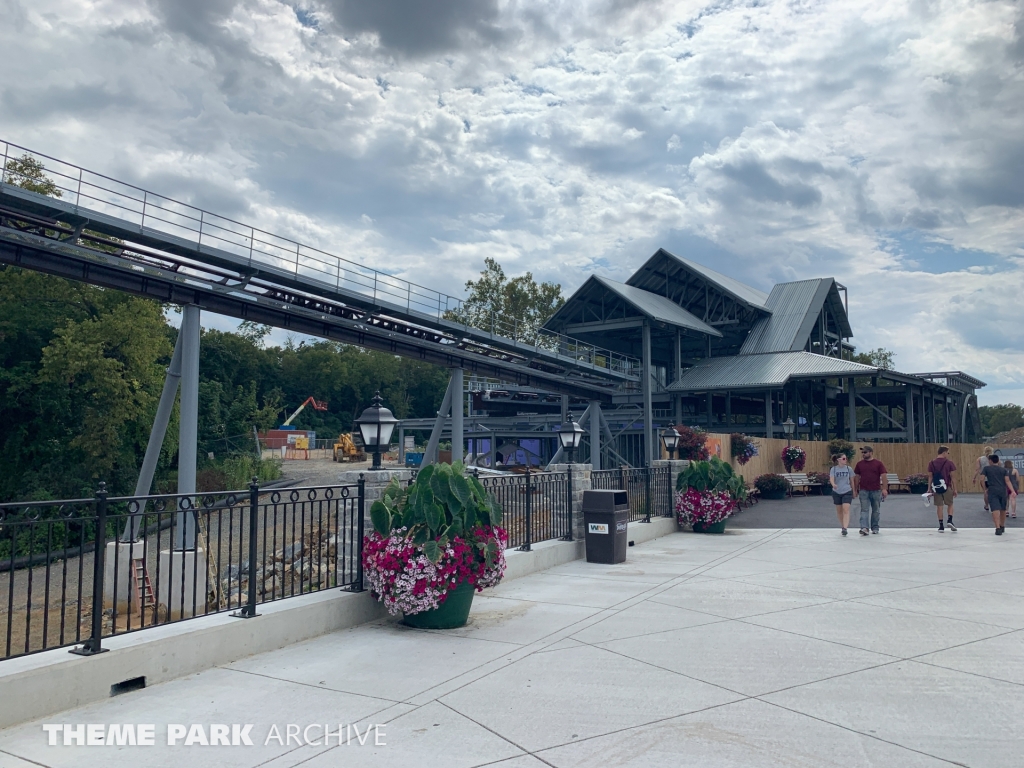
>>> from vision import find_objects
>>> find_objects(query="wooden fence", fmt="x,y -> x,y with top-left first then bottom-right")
690,434 -> 1020,490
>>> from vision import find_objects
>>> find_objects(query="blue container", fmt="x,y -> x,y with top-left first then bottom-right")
405,452 -> 424,467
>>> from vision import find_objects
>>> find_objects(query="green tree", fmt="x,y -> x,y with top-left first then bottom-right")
850,347 -> 895,370
978,404 -> 1024,437
3,154 -> 63,197
445,257 -> 564,342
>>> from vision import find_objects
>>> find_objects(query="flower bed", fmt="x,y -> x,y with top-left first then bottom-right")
807,471 -> 831,493
904,473 -> 929,494
754,473 -> 791,499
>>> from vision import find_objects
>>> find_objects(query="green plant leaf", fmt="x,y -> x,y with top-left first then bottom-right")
451,460 -> 465,476
369,500 -> 392,536
451,473 -> 474,509
430,465 -> 450,502
485,496 -> 503,526
426,501 -> 444,532
384,478 -> 402,502
467,475 -> 487,502
422,540 -> 441,563
413,526 -> 429,545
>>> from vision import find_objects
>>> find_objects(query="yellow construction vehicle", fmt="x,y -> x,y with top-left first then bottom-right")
332,433 -> 366,462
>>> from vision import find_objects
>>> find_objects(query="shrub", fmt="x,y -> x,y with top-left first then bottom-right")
754,473 -> 791,494
828,438 -> 855,463
807,471 -> 831,487
905,473 -> 929,487
730,433 -> 759,465
675,425 -> 709,461
781,445 -> 806,472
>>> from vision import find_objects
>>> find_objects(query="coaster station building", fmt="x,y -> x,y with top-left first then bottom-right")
400,249 -> 984,469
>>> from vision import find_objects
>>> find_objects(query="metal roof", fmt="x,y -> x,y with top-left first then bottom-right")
592,277 -> 723,336
627,249 -> 770,310
665,351 -> 879,392
740,278 -> 852,354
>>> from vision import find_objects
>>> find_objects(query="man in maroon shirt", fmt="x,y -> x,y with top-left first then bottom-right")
853,446 -> 888,536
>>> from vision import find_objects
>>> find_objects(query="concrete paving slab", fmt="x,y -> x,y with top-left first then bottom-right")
762,660 -> 1024,768
0,666 -> 393,768
690,556 -> 804,580
598,619 -> 892,697
226,620 -> 519,702
483,572 -> 655,609
854,583 -> 1024,630
915,630 -> 1024,686
440,643 -> 741,752
570,599 -> 726,645
941,567 -> 1024,597
421,596 -> 602,646
818,556 -> 997,585
730,568 -> 921,600
650,578 -> 833,620
748,599 -> 1006,657
536,698 -> 952,768
292,701 -> 526,768
0,751 -> 46,768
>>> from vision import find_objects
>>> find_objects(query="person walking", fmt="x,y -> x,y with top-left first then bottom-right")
853,446 -> 888,536
974,445 -> 994,512
1004,460 -> 1019,519
981,455 -> 1016,535
927,446 -> 957,532
830,453 -> 853,536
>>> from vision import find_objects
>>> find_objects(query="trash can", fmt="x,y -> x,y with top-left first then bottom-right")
583,489 -> 629,564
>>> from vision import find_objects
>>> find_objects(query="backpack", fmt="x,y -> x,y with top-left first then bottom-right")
931,458 -> 948,493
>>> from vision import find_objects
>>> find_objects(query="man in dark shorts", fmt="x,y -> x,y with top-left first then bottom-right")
927,446 -> 957,532
853,446 -> 888,536
981,455 -> 1017,535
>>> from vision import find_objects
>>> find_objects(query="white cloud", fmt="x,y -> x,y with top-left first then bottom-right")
1,0 -> 1022,403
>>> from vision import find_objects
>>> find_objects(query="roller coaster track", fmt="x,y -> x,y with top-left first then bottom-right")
0,140 -> 638,399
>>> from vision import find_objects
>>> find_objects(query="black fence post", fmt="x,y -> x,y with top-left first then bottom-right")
562,464 -> 574,541
70,482 -> 109,656
231,477 -> 261,618
354,474 -> 366,592
519,468 -> 532,551
644,469 -> 652,523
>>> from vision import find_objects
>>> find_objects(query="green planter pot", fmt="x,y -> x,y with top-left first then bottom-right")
692,519 -> 728,534
760,489 -> 788,500
401,580 -> 476,629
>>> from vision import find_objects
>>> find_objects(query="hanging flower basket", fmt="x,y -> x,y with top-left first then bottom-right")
730,433 -> 759,465
781,445 -> 806,473
362,462 -> 508,629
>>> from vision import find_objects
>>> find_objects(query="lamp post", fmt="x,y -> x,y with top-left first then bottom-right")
661,428 -> 680,460
782,417 -> 795,447
557,419 -> 585,464
355,392 -> 398,470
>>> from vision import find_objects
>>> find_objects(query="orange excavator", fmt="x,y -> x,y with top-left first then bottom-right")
281,396 -> 327,427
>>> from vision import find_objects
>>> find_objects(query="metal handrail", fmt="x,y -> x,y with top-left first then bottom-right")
0,139 -> 639,377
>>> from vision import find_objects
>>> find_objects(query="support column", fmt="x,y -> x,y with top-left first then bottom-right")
423,373 -> 455,467
398,425 -> 406,466
451,367 -> 464,464
590,400 -> 602,470
725,391 -> 732,430
848,378 -> 857,442
909,387 -> 917,442
175,305 -> 200,551
765,391 -> 773,438
123,332 -> 183,541
642,320 -> 654,466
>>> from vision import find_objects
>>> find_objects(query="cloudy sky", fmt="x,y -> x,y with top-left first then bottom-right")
2,0 -> 1022,403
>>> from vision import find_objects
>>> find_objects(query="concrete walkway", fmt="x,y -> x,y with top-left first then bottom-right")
2,527 -> 1023,767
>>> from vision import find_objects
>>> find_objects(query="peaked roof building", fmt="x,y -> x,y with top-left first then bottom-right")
543,249 -> 984,464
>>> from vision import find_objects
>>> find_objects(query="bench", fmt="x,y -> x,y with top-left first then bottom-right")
742,485 -> 760,507
781,473 -> 822,496
886,473 -> 909,492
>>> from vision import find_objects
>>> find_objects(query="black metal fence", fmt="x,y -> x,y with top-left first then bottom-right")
592,466 -> 673,522
478,469 -> 573,551
0,480 -> 363,661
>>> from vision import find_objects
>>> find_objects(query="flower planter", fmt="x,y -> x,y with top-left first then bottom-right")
401,580 -> 476,629
692,520 -> 727,534
909,484 -> 928,495
760,489 -> 787,500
